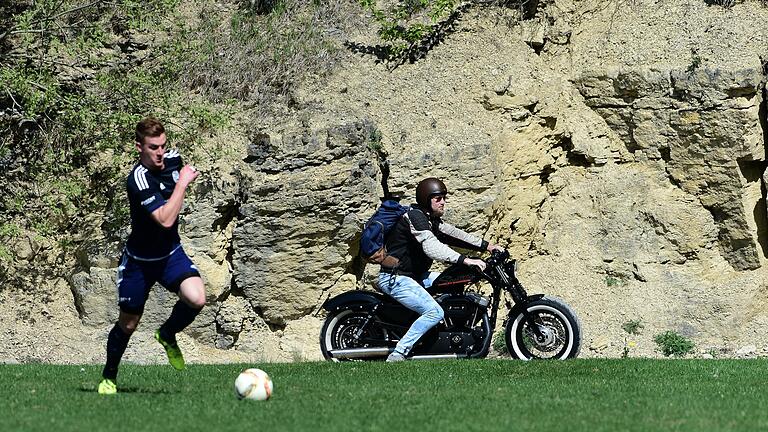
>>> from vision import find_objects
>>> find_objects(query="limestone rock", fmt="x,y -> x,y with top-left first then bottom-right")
736,344 -> 757,356
217,295 -> 253,336
69,267 -> 119,326
521,20 -> 545,51
280,315 -> 323,361
183,305 -> 218,345
13,235 -> 37,261
575,66 -> 764,270
589,335 -> 610,353
235,317 -> 286,361
233,120 -> 381,325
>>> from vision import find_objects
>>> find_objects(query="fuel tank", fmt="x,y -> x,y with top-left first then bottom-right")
428,262 -> 482,295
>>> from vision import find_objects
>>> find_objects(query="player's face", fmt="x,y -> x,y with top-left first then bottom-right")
137,133 -> 167,170
430,194 -> 446,217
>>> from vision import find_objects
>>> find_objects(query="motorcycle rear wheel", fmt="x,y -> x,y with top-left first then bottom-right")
320,308 -> 388,361
504,296 -> 581,360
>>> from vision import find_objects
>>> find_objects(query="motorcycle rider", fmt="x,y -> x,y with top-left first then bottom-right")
378,177 -> 504,362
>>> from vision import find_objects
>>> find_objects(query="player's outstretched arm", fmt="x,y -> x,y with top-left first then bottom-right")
151,165 -> 198,228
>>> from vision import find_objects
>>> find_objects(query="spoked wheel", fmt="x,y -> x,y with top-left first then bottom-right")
505,296 -> 582,360
320,308 -> 389,362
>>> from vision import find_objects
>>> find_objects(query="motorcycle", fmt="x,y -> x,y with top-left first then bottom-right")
319,250 -> 582,361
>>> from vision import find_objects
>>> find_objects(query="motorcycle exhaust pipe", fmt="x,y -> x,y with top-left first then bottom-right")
329,348 -> 392,359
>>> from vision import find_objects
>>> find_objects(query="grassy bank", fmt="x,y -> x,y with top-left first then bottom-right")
2,359 -> 767,431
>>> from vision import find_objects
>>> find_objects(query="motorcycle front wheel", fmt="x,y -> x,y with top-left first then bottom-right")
505,296 -> 582,360
320,308 -> 388,361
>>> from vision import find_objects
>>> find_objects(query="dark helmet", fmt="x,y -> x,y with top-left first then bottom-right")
416,177 -> 448,208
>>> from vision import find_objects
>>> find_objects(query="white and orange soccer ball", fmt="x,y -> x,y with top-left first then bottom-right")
234,368 -> 273,401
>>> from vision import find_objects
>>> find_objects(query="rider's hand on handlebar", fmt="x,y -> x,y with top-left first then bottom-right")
464,257 -> 487,272
487,243 -> 505,253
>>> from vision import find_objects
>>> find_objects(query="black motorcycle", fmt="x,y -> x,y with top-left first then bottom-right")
319,250 -> 582,361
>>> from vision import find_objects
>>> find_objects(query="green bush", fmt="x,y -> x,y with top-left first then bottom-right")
654,331 -> 695,357
358,0 -> 460,62
356,1 -> 534,64
2,2 -> 168,235
492,330 -> 508,355
622,319 -> 643,335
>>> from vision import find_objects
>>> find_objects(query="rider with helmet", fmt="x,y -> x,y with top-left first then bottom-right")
379,177 -> 503,361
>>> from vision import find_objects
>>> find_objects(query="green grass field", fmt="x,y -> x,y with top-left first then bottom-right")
2,359 -> 768,431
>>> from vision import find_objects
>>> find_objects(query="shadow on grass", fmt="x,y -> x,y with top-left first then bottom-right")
78,385 -> 176,394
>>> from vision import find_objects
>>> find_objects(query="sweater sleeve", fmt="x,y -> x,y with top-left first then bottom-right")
436,221 -> 488,252
406,211 -> 464,264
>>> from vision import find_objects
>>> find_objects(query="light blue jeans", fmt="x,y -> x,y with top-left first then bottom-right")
378,271 -> 444,356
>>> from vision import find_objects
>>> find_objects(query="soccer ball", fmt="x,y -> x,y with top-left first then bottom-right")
234,368 -> 273,401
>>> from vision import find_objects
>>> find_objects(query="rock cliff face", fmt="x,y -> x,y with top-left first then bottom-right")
3,0 -> 768,363
577,67 -> 765,270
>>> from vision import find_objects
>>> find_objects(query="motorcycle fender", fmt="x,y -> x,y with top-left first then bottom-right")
507,294 -> 546,318
321,290 -> 387,313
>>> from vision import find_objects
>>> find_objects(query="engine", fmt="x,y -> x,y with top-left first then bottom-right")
423,293 -> 490,354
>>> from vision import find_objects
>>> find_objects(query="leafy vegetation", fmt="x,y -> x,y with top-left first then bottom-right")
686,48 -> 702,74
177,0 -> 361,109
622,319 -> 644,335
356,0 -> 535,65
5,360 -> 768,431
492,329 -> 508,354
654,331 -> 695,357
359,0 -> 459,60
621,320 -> 643,358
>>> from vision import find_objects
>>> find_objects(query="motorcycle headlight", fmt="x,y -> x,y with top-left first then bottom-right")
503,259 -> 517,275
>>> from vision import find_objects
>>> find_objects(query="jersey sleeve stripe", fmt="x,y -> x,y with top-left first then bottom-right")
134,166 -> 149,190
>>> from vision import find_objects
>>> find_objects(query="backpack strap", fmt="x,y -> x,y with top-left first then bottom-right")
369,247 -> 400,268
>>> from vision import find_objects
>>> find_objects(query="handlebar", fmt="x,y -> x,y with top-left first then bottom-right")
485,249 -> 509,266
461,249 -> 509,273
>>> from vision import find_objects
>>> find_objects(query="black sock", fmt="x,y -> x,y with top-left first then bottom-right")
102,323 -> 131,381
159,301 -> 202,345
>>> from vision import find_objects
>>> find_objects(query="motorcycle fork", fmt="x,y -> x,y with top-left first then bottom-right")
503,275 -> 548,340
521,309 -> 547,340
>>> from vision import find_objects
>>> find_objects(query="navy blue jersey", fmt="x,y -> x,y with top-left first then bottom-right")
125,150 -> 183,260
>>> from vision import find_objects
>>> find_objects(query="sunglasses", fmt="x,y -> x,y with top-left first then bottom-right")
431,195 -> 446,202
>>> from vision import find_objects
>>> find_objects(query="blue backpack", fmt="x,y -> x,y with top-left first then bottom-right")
360,200 -> 409,265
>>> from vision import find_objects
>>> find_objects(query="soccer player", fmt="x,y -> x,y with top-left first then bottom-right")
98,117 -> 205,395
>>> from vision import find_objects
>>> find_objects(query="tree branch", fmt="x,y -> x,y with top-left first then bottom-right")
0,1 -> 104,42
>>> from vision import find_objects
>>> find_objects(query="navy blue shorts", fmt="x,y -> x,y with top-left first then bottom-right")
116,247 -> 201,314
